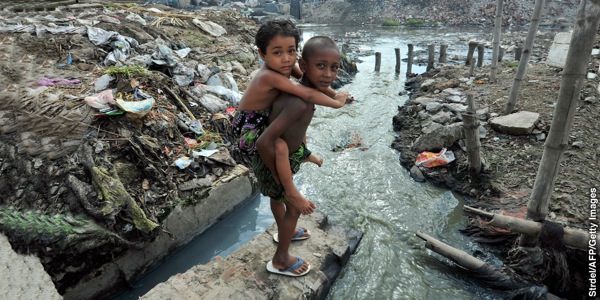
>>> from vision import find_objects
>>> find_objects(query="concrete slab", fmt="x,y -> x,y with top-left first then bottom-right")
0,233 -> 61,300
141,212 -> 362,300
545,31 -> 572,68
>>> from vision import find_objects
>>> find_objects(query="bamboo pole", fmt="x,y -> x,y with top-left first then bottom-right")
427,44 -> 435,71
406,44 -> 414,76
439,44 -> 448,63
468,58 -> 475,77
520,0 -> 600,247
416,231 -> 486,270
375,52 -> 381,72
465,41 -> 478,65
464,206 -> 591,250
490,0 -> 504,82
503,0 -> 545,115
395,48 -> 401,73
462,94 -> 481,174
476,44 -> 484,67
164,86 -> 196,121
515,46 -> 522,61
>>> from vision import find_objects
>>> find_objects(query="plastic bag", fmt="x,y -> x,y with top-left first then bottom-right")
415,148 -> 455,168
84,89 -> 115,110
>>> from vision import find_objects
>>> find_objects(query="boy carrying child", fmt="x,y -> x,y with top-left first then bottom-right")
233,19 -> 347,276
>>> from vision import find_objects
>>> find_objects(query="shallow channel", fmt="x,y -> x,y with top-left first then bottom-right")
120,25 -> 512,299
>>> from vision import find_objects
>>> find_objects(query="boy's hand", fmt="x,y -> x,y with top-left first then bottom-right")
334,91 -> 349,106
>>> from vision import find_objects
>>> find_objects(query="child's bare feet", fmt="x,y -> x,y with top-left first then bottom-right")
284,191 -> 317,215
303,153 -> 323,167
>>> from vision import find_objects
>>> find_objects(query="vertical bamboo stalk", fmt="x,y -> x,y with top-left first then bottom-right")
468,58 -> 475,77
427,44 -> 435,71
463,93 -> 481,174
407,44 -> 414,76
476,44 -> 484,67
490,0 -> 504,82
515,46 -> 523,61
504,0 -> 545,115
520,0 -> 600,247
465,41 -> 478,65
439,44 -> 448,63
395,48 -> 401,73
375,52 -> 381,72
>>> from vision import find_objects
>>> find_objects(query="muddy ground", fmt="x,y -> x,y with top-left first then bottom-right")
392,29 -> 599,298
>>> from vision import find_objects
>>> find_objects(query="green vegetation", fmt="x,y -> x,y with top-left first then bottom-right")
382,20 -> 401,26
406,18 -> 425,27
180,30 -> 211,48
508,61 -> 519,68
104,65 -> 148,78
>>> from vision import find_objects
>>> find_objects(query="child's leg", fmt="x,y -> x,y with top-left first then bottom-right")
271,199 -> 310,241
303,153 -> 323,167
274,138 -> 316,215
270,199 -> 310,274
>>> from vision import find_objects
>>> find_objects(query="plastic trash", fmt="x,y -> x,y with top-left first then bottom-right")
84,89 -> 115,110
204,85 -> 242,106
93,74 -> 114,92
192,149 -> 218,158
36,77 -> 80,87
196,64 -> 212,83
192,19 -> 226,37
174,156 -> 192,169
116,97 -> 155,118
415,148 -> 455,168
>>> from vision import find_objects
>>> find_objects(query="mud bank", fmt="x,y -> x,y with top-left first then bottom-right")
391,29 -> 599,298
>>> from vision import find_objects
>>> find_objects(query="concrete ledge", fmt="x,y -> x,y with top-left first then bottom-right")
0,233 -> 61,300
141,211 -> 363,300
63,165 -> 256,300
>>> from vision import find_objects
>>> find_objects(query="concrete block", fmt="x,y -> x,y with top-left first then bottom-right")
545,31 -> 572,68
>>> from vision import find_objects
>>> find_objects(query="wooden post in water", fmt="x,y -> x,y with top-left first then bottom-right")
515,46 -> 523,61
375,52 -> 381,72
519,0 -> 600,248
427,44 -> 435,71
468,58 -> 475,77
406,44 -> 414,76
439,44 -> 448,63
395,48 -> 401,73
465,41 -> 478,65
462,93 -> 482,174
476,44 -> 484,67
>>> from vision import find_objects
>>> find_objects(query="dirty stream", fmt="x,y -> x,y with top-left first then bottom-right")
120,26 -> 511,299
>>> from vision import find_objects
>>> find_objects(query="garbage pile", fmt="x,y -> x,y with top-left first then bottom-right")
0,3 -> 262,292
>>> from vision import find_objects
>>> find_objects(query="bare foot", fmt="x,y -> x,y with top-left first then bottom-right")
284,191 -> 317,215
303,153 -> 323,167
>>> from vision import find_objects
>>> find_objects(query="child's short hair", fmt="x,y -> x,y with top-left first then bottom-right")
301,36 -> 340,61
255,19 -> 300,54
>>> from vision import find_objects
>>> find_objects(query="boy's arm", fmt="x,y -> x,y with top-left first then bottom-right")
264,71 -> 347,108
291,64 -> 303,80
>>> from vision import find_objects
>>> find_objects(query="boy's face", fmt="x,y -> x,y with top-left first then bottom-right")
258,35 -> 297,77
299,48 -> 340,90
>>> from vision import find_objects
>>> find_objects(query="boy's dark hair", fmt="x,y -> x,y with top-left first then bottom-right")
301,36 -> 339,62
255,19 -> 300,54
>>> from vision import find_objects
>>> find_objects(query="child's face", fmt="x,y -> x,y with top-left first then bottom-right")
299,48 -> 340,90
258,35 -> 297,77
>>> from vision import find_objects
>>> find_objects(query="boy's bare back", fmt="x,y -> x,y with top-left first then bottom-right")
268,93 -> 314,153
